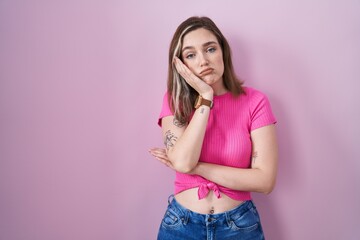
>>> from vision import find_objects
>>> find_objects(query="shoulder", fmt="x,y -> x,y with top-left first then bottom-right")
241,86 -> 269,103
158,91 -> 174,126
243,86 -> 266,96
162,91 -> 169,101
243,86 -> 277,129
161,91 -> 172,108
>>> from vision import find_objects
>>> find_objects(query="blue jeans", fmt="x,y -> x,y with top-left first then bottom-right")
157,195 -> 265,240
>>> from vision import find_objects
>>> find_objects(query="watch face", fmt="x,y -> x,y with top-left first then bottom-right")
194,96 -> 202,109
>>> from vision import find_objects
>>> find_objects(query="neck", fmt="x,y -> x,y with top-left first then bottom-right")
211,78 -> 228,96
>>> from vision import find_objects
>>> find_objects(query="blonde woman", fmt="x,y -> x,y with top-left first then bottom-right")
150,16 -> 278,240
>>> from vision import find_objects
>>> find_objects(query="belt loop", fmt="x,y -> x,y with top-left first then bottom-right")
167,194 -> 174,205
183,210 -> 190,225
248,200 -> 254,210
225,211 -> 232,227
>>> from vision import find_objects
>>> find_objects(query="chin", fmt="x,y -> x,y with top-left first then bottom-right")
203,80 -> 215,85
203,77 -> 219,85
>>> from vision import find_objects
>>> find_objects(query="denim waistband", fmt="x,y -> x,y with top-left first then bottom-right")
167,195 -> 255,226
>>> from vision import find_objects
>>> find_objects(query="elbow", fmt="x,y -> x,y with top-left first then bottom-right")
172,161 -> 196,174
263,186 -> 274,195
176,167 -> 194,174
167,152 -> 197,174
262,180 -> 276,195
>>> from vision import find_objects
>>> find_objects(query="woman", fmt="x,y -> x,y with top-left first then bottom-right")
149,16 -> 278,240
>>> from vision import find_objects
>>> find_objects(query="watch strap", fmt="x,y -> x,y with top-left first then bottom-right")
194,95 -> 213,109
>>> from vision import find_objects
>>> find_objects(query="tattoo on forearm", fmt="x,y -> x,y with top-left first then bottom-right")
164,130 -> 178,150
200,107 -> 205,114
252,151 -> 258,163
173,118 -> 185,128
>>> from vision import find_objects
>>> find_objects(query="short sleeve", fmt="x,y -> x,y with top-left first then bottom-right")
158,92 -> 174,127
249,89 -> 277,131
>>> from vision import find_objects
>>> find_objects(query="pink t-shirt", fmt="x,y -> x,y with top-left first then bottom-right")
158,87 -> 277,201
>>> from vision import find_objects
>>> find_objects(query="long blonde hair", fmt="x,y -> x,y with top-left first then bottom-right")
167,16 -> 244,124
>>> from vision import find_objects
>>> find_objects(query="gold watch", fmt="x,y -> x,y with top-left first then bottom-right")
194,95 -> 213,109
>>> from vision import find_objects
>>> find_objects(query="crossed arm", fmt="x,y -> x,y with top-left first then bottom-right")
153,56 -> 215,174
160,105 -> 212,173
149,120 -> 278,194
191,124 -> 278,194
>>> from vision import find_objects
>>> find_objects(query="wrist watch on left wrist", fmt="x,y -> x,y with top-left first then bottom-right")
194,95 -> 213,109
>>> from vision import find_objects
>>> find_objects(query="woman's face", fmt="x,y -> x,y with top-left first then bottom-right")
181,28 -> 224,88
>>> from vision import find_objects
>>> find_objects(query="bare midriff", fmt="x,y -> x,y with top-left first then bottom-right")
175,187 -> 244,214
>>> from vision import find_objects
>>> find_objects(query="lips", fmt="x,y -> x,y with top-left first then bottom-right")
199,68 -> 214,76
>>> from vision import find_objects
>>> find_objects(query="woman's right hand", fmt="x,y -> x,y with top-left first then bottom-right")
173,57 -> 214,98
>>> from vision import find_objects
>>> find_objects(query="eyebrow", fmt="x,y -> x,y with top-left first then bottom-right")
182,41 -> 218,53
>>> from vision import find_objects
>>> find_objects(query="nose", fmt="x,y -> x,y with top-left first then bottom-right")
198,52 -> 209,67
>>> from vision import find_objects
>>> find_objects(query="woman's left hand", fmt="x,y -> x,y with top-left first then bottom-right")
149,148 -> 175,170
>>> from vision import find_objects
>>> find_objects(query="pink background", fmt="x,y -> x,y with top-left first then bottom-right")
1,0 -> 359,239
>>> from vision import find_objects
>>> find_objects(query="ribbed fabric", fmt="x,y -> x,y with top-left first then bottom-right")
158,87 -> 277,201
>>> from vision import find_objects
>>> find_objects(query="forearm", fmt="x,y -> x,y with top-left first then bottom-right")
167,105 -> 211,173
165,57 -> 215,173
192,162 -> 276,194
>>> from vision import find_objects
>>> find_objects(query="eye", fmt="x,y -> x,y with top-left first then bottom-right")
185,53 -> 195,59
207,47 -> 216,53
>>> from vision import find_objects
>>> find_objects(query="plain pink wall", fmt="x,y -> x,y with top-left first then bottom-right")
1,0 -> 359,239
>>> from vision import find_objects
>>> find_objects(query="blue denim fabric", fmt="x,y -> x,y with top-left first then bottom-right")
157,195 -> 265,240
